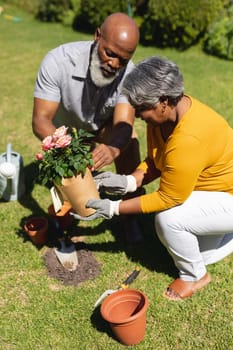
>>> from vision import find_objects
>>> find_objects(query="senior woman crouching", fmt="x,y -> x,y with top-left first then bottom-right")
72,56 -> 233,301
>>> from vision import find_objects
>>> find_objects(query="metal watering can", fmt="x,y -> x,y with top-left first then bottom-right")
0,143 -> 25,201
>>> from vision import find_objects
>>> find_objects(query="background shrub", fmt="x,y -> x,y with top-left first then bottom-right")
140,0 -> 231,50
203,4 -> 233,60
60,0 -> 81,26
73,0 -> 137,32
36,0 -> 73,22
4,0 -> 232,60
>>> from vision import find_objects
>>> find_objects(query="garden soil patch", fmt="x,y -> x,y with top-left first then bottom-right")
43,243 -> 101,286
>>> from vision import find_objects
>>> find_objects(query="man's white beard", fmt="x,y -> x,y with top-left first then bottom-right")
90,43 -> 119,87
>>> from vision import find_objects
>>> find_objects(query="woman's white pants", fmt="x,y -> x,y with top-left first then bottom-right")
155,191 -> 233,281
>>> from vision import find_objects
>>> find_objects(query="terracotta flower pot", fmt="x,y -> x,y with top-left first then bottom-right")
54,168 -> 99,217
100,289 -> 149,346
48,201 -> 73,229
24,217 -> 48,246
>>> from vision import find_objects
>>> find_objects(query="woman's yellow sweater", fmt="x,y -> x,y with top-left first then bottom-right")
138,96 -> 233,213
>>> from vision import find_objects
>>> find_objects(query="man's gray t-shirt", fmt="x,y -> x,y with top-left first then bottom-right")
34,41 -> 133,132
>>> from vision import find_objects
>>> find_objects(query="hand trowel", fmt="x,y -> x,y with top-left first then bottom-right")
53,221 -> 78,271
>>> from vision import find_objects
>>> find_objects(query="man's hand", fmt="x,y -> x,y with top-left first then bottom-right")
94,172 -> 137,194
92,144 -> 120,170
70,199 -> 122,221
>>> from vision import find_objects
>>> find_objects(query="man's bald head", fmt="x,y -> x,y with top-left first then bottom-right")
99,13 -> 139,54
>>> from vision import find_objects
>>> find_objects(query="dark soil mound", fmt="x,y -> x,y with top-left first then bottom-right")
43,243 -> 101,286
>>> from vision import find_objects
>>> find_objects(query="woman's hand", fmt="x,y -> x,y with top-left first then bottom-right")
94,172 -> 137,194
70,198 -> 122,221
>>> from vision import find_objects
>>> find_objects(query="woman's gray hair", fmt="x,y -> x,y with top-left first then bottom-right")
122,56 -> 184,110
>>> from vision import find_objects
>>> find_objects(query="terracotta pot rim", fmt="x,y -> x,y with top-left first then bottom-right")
24,216 -> 48,233
100,289 -> 149,324
48,202 -> 72,216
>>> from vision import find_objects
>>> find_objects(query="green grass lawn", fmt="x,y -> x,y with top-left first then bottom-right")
0,4 -> 233,350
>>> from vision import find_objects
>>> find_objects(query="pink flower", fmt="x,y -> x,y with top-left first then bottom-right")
54,134 -> 72,148
53,126 -> 68,139
36,152 -> 43,160
42,135 -> 54,151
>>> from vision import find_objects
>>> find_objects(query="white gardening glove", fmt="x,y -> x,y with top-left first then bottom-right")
70,199 -> 122,221
94,171 -> 137,194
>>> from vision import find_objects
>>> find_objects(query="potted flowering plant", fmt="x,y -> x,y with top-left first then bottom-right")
36,126 -> 94,186
36,126 -> 99,216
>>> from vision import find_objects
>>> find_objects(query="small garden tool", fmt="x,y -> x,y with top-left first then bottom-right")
0,143 -> 25,201
53,221 -> 78,272
94,267 -> 140,308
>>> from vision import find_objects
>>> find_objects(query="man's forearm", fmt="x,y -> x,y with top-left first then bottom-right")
108,122 -> 132,150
